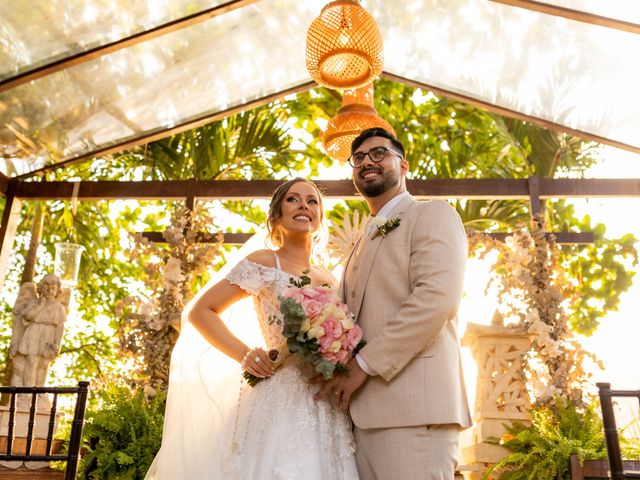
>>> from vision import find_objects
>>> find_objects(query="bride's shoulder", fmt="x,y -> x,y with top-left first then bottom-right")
244,249 -> 277,269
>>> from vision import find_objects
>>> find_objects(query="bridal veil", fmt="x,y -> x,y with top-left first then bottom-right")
145,230 -> 269,480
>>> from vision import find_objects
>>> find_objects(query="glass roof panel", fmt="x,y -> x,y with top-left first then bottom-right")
0,0 -> 322,176
374,0 -> 640,150
537,0 -> 640,25
0,0 -> 231,80
2,0 -> 639,177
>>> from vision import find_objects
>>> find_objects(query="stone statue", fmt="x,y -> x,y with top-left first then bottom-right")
9,274 -> 70,390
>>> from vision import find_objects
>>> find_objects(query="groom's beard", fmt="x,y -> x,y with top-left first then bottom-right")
355,167 -> 401,198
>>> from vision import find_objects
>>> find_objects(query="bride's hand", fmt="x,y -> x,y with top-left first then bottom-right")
241,348 -> 275,379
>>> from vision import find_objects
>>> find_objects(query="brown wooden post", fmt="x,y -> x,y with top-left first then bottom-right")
20,201 -> 45,284
0,180 -> 23,289
0,171 -> 9,198
185,178 -> 197,212
527,175 -> 542,217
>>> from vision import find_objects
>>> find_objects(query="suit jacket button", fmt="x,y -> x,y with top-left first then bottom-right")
351,291 -> 356,298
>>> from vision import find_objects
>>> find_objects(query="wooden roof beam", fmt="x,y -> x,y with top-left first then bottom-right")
11,178 -> 640,201
15,81 -> 316,180
140,231 -> 594,245
383,73 -> 640,155
490,0 -> 640,35
0,171 -> 9,197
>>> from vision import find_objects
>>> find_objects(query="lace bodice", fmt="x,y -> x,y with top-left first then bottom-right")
226,258 -> 294,349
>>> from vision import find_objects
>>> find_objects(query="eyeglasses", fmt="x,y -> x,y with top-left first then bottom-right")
348,146 -> 403,168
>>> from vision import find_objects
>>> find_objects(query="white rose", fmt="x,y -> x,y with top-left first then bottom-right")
300,317 -> 311,333
340,316 -> 354,329
308,325 -> 325,340
372,216 -> 388,228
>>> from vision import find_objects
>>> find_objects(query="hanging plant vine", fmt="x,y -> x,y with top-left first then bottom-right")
468,216 -> 600,407
117,208 -> 222,393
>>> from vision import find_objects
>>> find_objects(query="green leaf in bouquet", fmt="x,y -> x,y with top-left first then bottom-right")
301,341 -> 319,354
314,359 -> 336,380
289,270 -> 312,288
243,371 -> 262,387
280,298 -> 306,338
354,339 -> 367,354
287,337 -> 302,353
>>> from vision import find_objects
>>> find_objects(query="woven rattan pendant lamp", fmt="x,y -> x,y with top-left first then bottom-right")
306,0 -> 383,89
323,83 -> 395,162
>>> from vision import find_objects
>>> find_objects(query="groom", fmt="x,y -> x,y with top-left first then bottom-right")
315,128 -> 472,479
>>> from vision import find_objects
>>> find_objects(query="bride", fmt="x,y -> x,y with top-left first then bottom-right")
146,178 -> 359,479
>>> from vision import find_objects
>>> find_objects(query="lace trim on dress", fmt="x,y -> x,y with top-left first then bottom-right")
226,259 -> 281,296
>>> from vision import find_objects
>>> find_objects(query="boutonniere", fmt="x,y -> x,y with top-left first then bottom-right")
371,216 -> 401,239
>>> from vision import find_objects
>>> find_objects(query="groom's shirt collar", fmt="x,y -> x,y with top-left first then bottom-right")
366,191 -> 410,238
375,190 -> 410,219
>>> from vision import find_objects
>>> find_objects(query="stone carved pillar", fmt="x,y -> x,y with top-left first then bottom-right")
459,323 -> 532,479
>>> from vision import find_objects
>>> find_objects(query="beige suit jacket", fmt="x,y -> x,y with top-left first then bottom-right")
341,195 -> 472,429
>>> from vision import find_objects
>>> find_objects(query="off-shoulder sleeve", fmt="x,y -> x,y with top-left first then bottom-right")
225,259 -> 277,296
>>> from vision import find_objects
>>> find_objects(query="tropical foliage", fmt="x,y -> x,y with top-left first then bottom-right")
483,400 -> 607,480
0,79 -> 636,400
484,398 -> 640,480
77,384 -> 165,480
0,103 -> 301,391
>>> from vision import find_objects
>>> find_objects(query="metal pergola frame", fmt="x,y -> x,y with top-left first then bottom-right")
10,72 -> 640,181
1,0 -> 639,181
489,0 -> 640,35
2,0 -> 636,95
0,0 -> 258,93
1,1 -> 640,287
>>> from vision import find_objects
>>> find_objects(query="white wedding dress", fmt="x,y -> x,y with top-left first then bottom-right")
146,255 -> 359,480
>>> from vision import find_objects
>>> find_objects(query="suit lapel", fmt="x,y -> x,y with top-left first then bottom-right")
340,236 -> 361,302
350,233 -> 384,320
350,195 -> 416,320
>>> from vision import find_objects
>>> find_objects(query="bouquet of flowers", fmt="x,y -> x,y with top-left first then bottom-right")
243,273 -> 364,386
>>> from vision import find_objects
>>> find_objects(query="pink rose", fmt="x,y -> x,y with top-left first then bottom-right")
300,286 -> 317,298
322,317 -> 343,340
322,347 -> 350,365
282,287 -> 305,304
302,299 -> 323,318
343,325 -> 363,351
302,286 -> 331,305
319,332 -> 335,353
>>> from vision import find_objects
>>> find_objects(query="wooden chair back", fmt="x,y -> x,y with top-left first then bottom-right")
0,382 -> 89,480
597,382 -> 640,479
571,455 -> 640,479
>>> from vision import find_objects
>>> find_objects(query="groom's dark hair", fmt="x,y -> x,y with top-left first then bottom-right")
351,127 -> 405,158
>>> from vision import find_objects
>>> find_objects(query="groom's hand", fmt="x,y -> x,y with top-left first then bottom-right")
313,358 -> 369,410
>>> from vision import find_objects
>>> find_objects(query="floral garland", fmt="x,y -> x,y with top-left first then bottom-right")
468,216 -> 599,407
117,208 -> 222,393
